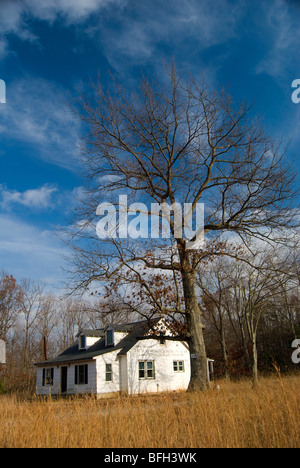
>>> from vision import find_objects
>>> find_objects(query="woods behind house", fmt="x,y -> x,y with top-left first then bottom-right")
0,241 -> 299,395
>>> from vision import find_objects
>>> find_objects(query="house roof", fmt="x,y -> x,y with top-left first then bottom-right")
76,328 -> 104,338
35,317 -> 163,367
104,322 -> 141,333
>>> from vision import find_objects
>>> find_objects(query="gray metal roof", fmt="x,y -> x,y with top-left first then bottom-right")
35,318 -> 162,367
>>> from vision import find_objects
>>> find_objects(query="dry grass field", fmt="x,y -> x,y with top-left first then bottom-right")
0,373 -> 299,448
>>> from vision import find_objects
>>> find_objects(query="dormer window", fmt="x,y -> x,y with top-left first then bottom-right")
106,329 -> 114,347
79,335 -> 86,350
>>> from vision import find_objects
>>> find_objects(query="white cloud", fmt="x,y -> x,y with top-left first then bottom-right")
255,0 -> 300,79
0,0 -> 244,68
98,0 -> 245,72
0,77 -> 81,170
23,0 -> 116,23
0,1 -> 37,59
0,213 -> 67,287
0,0 -> 123,59
0,184 -> 57,210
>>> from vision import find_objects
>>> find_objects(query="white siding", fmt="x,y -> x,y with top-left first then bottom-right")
36,366 -> 60,396
126,339 -> 191,395
78,334 -> 101,350
36,361 -> 97,396
67,361 -> 97,395
119,355 -> 128,393
113,332 -> 127,346
104,328 -> 127,347
95,351 -> 120,395
86,336 -> 101,348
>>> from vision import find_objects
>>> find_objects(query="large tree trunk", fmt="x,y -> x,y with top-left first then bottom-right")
182,268 -> 209,391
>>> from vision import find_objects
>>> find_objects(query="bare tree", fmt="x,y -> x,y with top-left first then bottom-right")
85,296 -> 138,328
203,245 -> 297,384
34,293 -> 59,361
18,279 -> 48,374
197,258 -> 233,379
236,255 -> 283,385
65,63 -> 298,390
56,297 -> 93,351
0,271 -> 22,340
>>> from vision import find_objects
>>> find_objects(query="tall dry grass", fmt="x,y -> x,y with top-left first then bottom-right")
0,374 -> 299,448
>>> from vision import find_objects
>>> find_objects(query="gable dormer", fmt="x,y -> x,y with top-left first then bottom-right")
79,334 -> 86,350
105,327 -> 114,347
76,329 -> 104,351
104,324 -> 129,348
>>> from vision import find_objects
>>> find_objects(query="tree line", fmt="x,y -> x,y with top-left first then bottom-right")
0,271 -> 134,394
197,242 -> 300,383
0,235 -> 299,395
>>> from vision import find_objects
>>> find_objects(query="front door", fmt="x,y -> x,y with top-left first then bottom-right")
61,366 -> 68,393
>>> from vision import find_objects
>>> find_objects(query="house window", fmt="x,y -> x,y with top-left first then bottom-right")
173,361 -> 185,372
105,363 -> 113,382
139,361 -> 155,380
42,368 -> 54,386
80,335 -> 86,349
75,364 -> 88,385
106,329 -> 114,347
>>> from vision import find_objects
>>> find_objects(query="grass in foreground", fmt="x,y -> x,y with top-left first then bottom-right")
0,374 -> 299,448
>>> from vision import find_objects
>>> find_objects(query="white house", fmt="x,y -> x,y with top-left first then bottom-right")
35,317 -> 198,397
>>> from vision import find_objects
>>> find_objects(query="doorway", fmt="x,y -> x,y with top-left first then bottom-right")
61,366 -> 68,393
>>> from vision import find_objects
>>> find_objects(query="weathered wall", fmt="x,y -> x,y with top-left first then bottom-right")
126,339 -> 191,395
35,361 -> 97,396
95,350 -> 121,395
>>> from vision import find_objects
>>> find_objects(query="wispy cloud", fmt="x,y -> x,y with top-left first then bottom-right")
0,0 -> 122,59
255,0 -> 300,79
0,184 -> 57,210
98,0 -> 245,72
0,0 -> 37,59
23,0 -> 119,23
0,0 -> 245,72
0,213 -> 66,287
0,77 -> 81,170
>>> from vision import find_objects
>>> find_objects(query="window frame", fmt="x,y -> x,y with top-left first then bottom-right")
138,360 -> 155,380
105,363 -> 113,382
173,360 -> 185,372
106,329 -> 114,347
42,367 -> 54,386
79,334 -> 86,350
75,364 -> 88,385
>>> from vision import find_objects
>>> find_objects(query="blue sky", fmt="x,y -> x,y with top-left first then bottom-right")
0,0 -> 299,291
